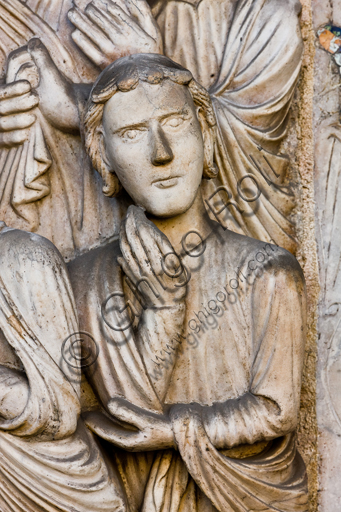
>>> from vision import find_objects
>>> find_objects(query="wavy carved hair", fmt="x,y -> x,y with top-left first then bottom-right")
83,53 -> 218,197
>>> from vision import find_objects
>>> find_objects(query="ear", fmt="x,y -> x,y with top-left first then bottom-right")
97,127 -> 122,197
197,110 -> 218,179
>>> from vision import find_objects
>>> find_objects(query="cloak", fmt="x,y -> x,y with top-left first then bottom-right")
70,223 -> 308,512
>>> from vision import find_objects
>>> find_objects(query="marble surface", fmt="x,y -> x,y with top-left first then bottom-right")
0,1 -> 314,511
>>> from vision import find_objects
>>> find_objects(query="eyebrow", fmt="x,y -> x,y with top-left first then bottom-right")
114,106 -> 190,134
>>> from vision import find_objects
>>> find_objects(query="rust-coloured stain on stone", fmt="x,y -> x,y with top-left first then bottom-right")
318,24 -> 341,53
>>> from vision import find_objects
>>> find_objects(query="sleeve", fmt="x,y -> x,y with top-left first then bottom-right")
202,251 -> 306,449
207,0 -> 304,253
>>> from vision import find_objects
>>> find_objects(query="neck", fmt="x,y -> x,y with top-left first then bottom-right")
147,188 -> 213,254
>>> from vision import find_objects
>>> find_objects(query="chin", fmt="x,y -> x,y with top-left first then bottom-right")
146,198 -> 194,218
137,183 -> 199,217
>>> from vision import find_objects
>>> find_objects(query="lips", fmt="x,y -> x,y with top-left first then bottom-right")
153,176 -> 181,189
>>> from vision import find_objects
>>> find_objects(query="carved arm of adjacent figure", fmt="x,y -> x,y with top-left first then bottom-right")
0,0 -> 161,148
0,39 -> 91,148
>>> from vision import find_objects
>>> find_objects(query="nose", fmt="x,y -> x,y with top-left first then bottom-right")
150,122 -> 174,166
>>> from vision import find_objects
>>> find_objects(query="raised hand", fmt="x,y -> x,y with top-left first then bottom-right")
118,205 -> 188,310
68,0 -> 163,69
83,397 -> 175,451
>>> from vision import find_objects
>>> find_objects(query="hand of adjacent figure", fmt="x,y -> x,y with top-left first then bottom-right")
0,80 -> 38,148
0,366 -> 29,420
83,397 -> 175,451
25,38 -> 80,133
68,0 -> 163,70
118,205 -> 189,310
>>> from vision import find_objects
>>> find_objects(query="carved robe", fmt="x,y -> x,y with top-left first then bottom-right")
154,0 -> 303,253
70,223 -> 308,512
0,224 -> 127,512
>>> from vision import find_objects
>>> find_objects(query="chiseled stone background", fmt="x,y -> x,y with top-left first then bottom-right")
280,1 -> 319,510
312,1 -> 341,511
297,1 -> 341,510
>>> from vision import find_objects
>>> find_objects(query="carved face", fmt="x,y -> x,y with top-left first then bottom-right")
102,80 -> 205,217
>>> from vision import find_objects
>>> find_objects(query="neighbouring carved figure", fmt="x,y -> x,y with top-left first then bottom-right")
0,0 -> 303,259
0,54 -> 308,512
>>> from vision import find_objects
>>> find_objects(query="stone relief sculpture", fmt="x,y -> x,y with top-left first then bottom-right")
0,54 -> 308,511
315,23 -> 341,430
0,0 -> 303,259
314,17 -> 341,509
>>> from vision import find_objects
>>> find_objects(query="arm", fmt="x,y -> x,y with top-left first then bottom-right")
202,252 -> 306,450
83,206 -> 188,450
0,40 -> 91,146
118,206 -> 187,400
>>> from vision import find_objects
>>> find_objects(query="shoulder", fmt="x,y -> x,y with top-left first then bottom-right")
0,227 -> 65,269
68,239 -> 120,278
217,227 -> 305,286
67,239 -> 121,296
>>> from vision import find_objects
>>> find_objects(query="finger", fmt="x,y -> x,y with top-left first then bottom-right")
0,80 -> 31,101
135,215 -> 177,277
0,92 -> 38,116
71,30 -> 110,68
119,221 -> 142,277
0,129 -> 30,147
117,256 -> 140,287
92,0 -> 130,16
128,206 -> 180,283
126,0 -> 159,39
131,207 -> 174,257
83,410 -> 140,448
27,38 -> 57,73
0,113 -> 36,132
85,3 -> 124,36
108,398 -> 148,429
140,224 -> 176,277
96,0 -> 143,34
125,208 -> 152,274
68,8 -> 115,51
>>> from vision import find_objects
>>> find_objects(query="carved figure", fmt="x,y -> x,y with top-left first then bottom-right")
0,0 -> 303,258
0,223 -> 129,511
67,54 -> 307,512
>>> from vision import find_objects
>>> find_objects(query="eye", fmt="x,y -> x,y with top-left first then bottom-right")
120,128 -> 146,141
162,115 -> 186,129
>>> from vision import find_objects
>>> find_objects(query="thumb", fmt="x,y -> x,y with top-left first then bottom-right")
108,398 -> 149,430
27,38 -> 69,91
26,38 -> 78,131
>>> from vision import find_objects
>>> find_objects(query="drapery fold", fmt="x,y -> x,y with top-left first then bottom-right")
0,225 -> 128,512
70,225 -> 308,512
171,407 -> 307,512
0,0 -> 121,260
156,0 -> 303,252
